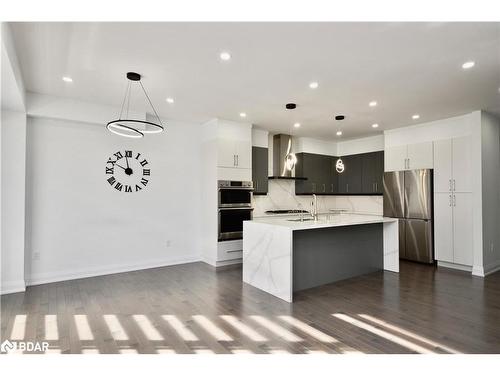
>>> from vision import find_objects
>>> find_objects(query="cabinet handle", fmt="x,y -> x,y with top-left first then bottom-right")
346,183 -> 349,193
449,179 -> 451,191
233,155 -> 236,166
256,181 -> 258,190
453,195 -> 456,206
453,179 -> 456,191
375,182 -> 378,192
407,158 -> 410,169
331,184 -> 334,192
449,194 -> 452,206
323,183 -> 326,193
236,155 -> 239,166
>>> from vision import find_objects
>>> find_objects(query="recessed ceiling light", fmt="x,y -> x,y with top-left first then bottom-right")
336,131 -> 343,136
294,122 -> 301,128
62,76 -> 73,83
412,114 -> 420,120
309,82 -> 319,89
219,51 -> 231,61
372,123 -> 379,128
239,112 -> 247,118
166,97 -> 174,104
462,61 -> 475,69
369,101 -> 377,107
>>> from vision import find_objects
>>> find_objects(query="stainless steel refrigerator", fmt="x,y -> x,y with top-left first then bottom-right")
383,169 -> 434,263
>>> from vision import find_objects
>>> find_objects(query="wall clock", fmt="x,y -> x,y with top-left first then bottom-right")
105,150 -> 150,192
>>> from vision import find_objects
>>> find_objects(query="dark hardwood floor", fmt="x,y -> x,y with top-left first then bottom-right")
1,261 -> 499,354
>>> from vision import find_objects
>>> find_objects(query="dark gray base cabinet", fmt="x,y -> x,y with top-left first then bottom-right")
295,151 -> 384,195
252,146 -> 269,195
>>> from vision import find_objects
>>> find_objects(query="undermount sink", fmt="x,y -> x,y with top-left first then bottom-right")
287,218 -> 315,222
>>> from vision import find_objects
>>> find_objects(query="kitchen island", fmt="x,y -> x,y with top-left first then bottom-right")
243,213 -> 399,302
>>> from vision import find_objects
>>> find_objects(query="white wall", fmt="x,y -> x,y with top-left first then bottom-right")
24,116 -> 202,285
1,110 -> 27,293
337,135 -> 384,156
384,113 -> 477,147
481,112 -> 500,274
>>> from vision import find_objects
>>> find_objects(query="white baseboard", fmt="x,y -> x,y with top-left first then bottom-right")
472,265 -> 485,277
26,255 -> 202,286
0,280 -> 26,295
437,261 -> 473,273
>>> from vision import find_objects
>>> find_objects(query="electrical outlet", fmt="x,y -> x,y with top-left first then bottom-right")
33,252 -> 40,260
166,240 -> 171,248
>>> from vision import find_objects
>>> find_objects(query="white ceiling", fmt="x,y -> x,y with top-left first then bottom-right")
9,22 -> 500,140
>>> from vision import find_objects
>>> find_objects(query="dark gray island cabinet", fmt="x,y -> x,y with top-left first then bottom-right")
243,214 -> 399,302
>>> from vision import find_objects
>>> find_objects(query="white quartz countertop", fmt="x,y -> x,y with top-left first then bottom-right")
248,213 -> 397,231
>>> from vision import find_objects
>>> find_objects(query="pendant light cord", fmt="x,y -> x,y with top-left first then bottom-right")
140,81 -> 163,126
118,81 -> 131,120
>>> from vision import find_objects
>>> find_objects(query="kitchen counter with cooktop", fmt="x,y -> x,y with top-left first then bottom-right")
242,213 -> 399,302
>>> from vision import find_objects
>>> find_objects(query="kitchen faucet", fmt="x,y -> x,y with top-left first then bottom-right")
311,194 -> 318,221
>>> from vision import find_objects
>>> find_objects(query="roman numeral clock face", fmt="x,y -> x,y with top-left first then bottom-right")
105,150 -> 150,193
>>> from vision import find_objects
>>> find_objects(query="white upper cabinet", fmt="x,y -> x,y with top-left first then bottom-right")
433,136 -> 472,193
407,142 -> 433,169
433,139 -> 453,193
384,142 -> 433,171
451,136 -> 472,193
216,120 -> 252,170
384,145 -> 407,171
217,139 -> 251,169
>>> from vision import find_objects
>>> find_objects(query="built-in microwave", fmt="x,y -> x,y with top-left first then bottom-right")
218,180 -> 253,208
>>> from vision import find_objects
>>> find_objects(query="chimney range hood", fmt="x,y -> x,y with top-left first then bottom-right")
269,134 -> 307,180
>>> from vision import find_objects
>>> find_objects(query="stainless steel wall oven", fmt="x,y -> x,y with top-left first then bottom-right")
218,180 -> 253,241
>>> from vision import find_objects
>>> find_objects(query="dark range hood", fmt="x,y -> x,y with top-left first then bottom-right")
269,134 -> 307,180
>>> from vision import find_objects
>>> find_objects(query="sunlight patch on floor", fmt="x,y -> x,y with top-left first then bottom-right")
119,348 -> 139,354
357,314 -> 461,354
81,348 -> 99,354
74,315 -> 94,341
278,315 -> 337,343
10,314 -> 27,340
44,314 -> 59,341
103,314 -> 129,341
231,349 -> 253,354
220,315 -> 267,342
192,315 -> 233,341
162,315 -> 198,341
250,315 -> 302,342
332,313 -> 434,354
132,314 -> 163,341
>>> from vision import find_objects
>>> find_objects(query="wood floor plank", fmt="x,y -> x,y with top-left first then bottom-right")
1,260 -> 499,354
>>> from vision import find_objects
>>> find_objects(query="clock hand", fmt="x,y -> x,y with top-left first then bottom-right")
114,163 -> 127,171
125,156 -> 130,168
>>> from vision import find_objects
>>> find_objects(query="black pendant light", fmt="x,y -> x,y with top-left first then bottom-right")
106,72 -> 164,138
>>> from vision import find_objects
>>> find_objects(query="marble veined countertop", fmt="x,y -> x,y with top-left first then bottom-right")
249,213 -> 397,231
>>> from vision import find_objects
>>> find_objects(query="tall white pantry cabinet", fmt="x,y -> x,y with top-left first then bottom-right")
433,136 -> 474,267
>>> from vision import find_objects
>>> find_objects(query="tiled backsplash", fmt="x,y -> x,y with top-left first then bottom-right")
252,179 -> 383,217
